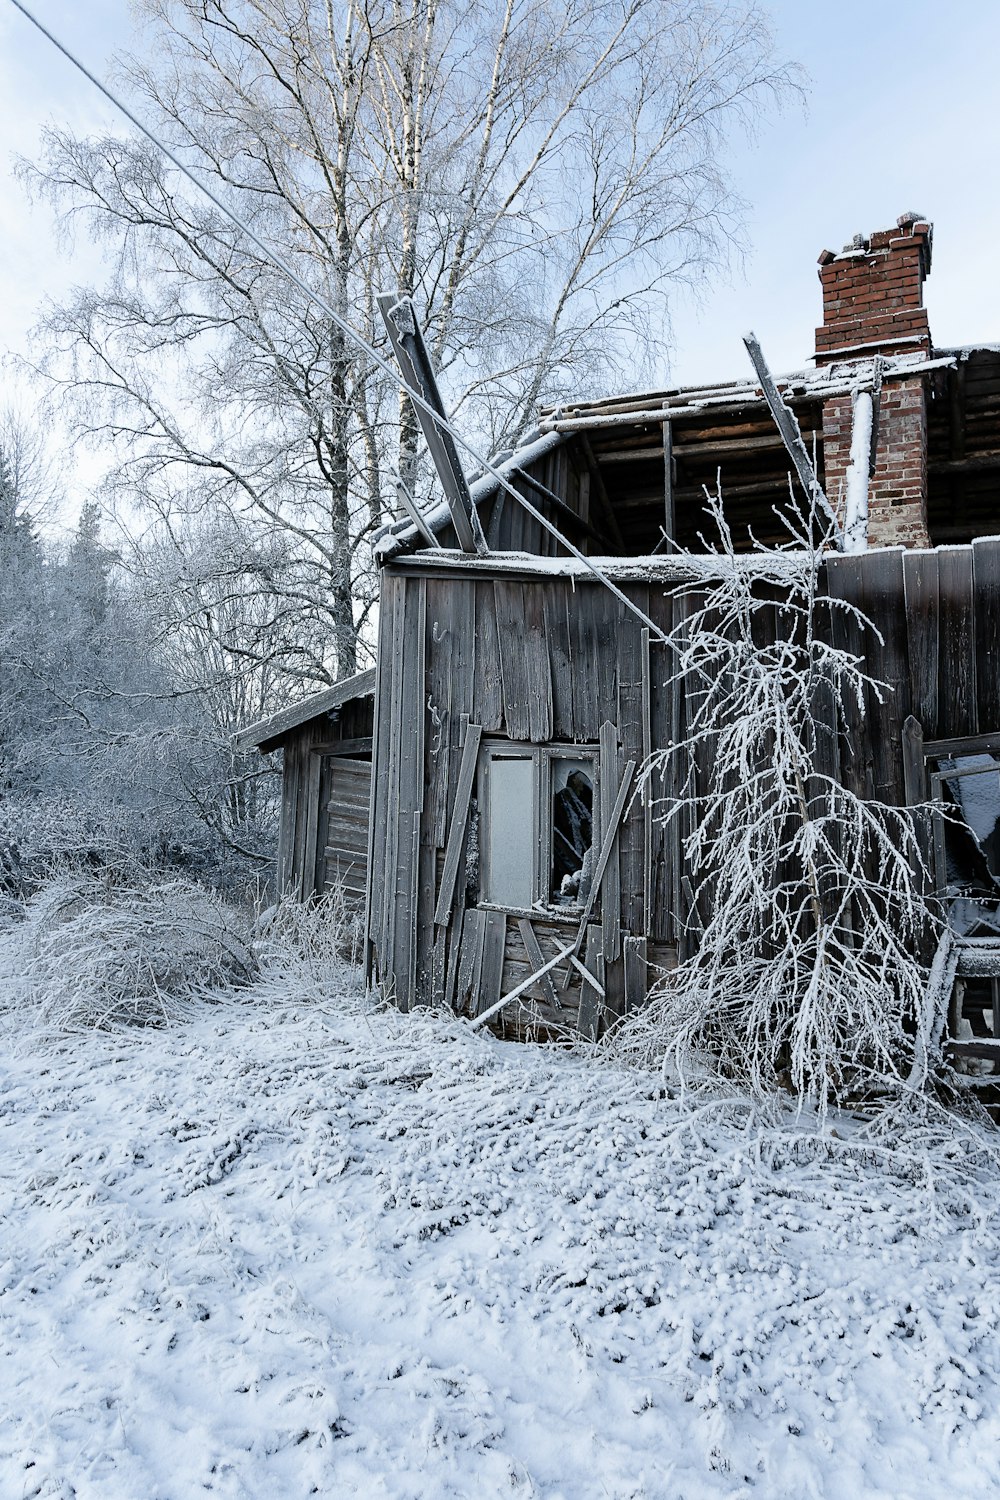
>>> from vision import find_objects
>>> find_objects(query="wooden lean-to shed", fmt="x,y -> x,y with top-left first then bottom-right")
235,668 -> 375,909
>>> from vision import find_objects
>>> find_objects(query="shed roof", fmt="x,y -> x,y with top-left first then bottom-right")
234,667 -> 376,753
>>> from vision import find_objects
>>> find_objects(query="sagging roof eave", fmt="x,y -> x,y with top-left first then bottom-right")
234,666 -> 376,754
384,534 -> 1000,586
373,428 -> 567,563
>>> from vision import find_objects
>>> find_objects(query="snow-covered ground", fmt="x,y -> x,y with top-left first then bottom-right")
3,942 -> 1000,1497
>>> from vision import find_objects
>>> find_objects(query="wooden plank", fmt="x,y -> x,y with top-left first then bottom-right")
662,420 -> 675,547
493,579 -> 531,739
493,580 -> 552,742
517,918 -> 561,1011
938,546 -> 977,739
308,736 -> 373,757
477,910 -> 507,1019
473,581 -> 504,732
860,548 -> 909,806
379,574 -> 407,979
569,586 -> 602,741
742,331 -> 841,544
823,554 -> 872,801
434,724 -> 483,926
543,586 -> 576,741
443,905 -> 464,1011
901,715 -> 926,807
577,925 -> 604,1041
469,936 -> 577,1031
599,721 -> 622,963
376,293 -> 486,554
902,548 -> 939,737
641,627 -> 654,938
364,572 -> 395,985
454,908 -> 486,1017
564,761 -> 637,977
623,936 -> 648,1014
426,577 -> 456,849
616,601 -> 647,945
973,537 -> 1000,732
391,578 -> 427,1009
275,743 -> 295,894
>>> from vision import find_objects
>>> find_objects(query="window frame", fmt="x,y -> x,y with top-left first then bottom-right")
478,740 -> 600,915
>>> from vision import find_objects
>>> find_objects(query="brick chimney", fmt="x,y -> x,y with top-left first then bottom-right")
817,213 -> 933,549
815,212 -> 932,363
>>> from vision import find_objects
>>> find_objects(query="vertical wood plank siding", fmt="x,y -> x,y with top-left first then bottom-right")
368,545 -> 1000,1030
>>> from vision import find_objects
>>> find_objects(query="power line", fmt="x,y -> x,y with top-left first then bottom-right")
6,0 -> 668,642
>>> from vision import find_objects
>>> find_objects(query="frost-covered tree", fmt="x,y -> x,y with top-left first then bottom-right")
616,495 -> 938,1114
20,0 -> 799,688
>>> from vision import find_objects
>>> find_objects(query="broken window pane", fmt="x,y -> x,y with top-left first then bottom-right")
550,757 -> 594,906
486,756 -> 535,908
939,754 -> 1000,895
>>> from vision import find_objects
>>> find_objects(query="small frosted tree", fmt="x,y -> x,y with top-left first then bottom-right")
619,494 -> 938,1114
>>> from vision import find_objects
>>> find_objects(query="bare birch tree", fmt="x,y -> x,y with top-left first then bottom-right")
21,0 -> 798,690
614,494 -> 938,1115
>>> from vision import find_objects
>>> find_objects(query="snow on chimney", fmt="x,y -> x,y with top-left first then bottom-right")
815,212 -> 933,364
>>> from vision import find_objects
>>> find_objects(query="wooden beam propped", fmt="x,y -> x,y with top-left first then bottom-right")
377,293 -> 487,555
743,330 -> 844,548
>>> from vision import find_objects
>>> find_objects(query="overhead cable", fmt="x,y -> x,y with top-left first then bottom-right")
7,0 -> 668,641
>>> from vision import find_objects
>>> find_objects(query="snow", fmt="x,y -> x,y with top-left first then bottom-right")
843,389 -> 873,554
4,934 -> 1000,1496
946,755 -> 1000,848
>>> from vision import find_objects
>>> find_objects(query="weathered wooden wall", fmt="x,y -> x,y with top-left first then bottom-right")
274,694 -> 374,905
368,539 -> 1000,1035
367,563 -> 679,1030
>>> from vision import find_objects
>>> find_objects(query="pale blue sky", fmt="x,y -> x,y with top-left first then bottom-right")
1,0 -> 998,492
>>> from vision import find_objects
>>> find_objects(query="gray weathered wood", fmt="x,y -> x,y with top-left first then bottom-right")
577,925 -> 604,1040
454,909 -> 486,1016
938,546 -> 977,739
477,910 -> 507,1019
469,936 -> 576,1031
396,478 -> 443,549
902,548 -> 940,737
434,724 -> 483,926
377,293 -> 486,555
901,715 -> 926,807
599,721 -> 622,962
517,918 -> 562,1010
493,580 -> 552,742
623,936 -> 648,1014
743,331 -> 842,545
564,760 -> 637,979
973,537 -> 1000,733
662,420 -> 675,547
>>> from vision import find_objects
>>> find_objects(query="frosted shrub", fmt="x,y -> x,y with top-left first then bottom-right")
23,874 -> 257,1029
254,887 -> 363,996
613,494 -> 938,1114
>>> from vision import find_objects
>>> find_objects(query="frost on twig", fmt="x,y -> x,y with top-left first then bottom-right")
614,491 -> 939,1115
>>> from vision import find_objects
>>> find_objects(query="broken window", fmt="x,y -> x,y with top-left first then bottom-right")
549,756 -> 594,907
479,743 -> 597,912
931,753 -> 1000,898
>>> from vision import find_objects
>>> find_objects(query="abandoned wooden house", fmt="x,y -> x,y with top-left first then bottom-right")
238,212 -> 1000,1059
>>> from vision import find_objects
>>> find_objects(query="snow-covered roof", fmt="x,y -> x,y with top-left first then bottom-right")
536,351 -> 955,433
234,667 -> 376,753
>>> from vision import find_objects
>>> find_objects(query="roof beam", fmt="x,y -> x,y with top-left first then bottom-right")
377,293 -> 487,555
